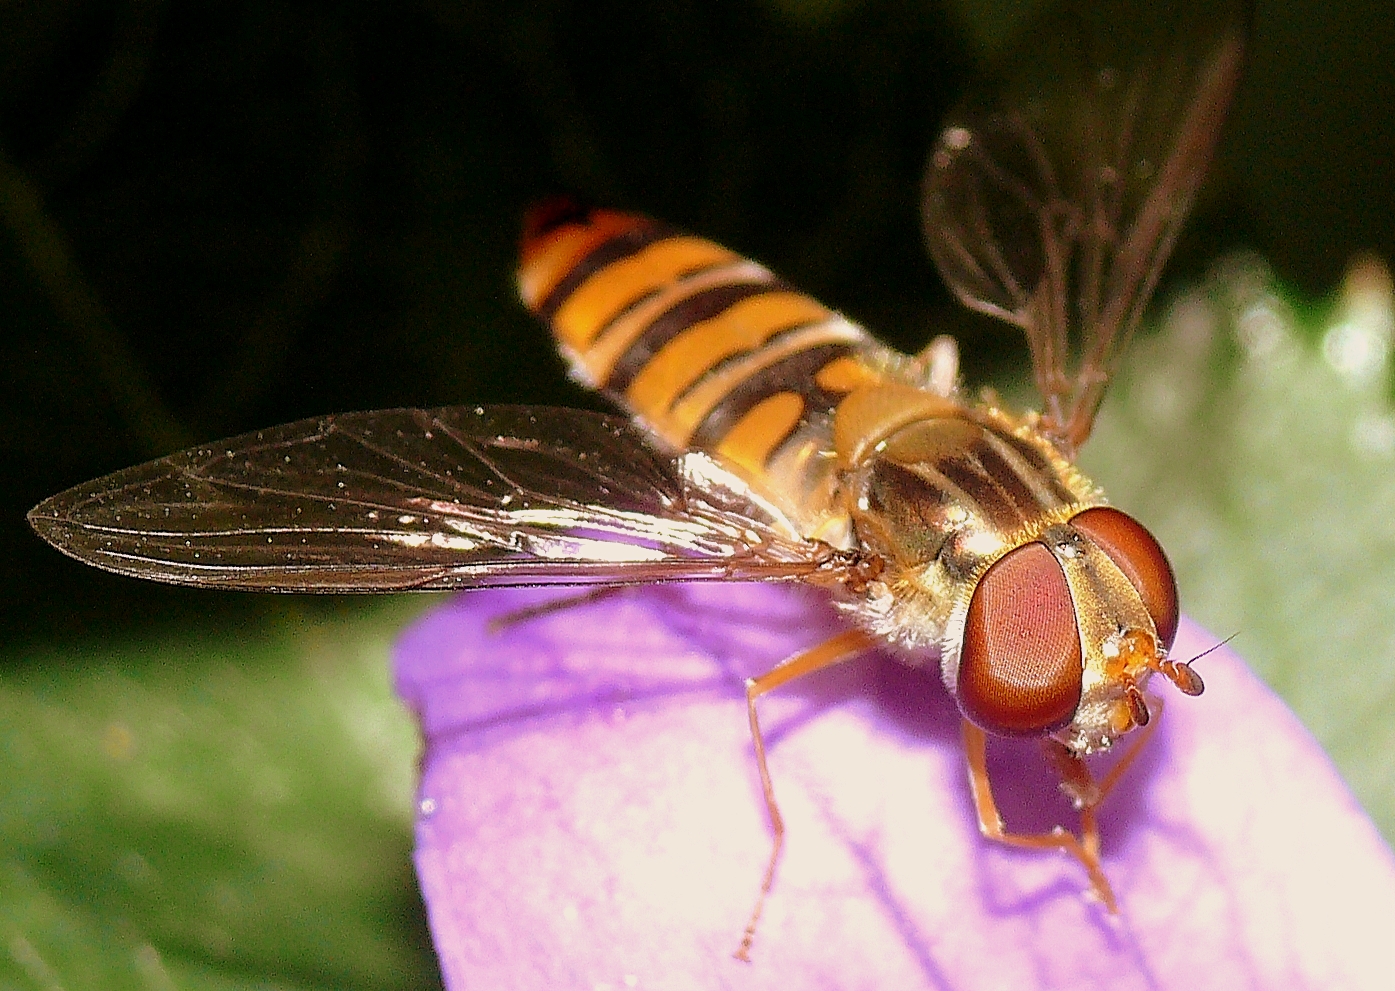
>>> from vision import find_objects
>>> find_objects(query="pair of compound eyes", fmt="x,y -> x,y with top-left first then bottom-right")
958,507 -> 1179,735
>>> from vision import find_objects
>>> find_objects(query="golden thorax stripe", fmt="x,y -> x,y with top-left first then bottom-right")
665,319 -> 866,445
898,458 -> 992,529
977,429 -> 1076,509
715,392 -> 805,478
928,432 -> 1063,531
941,441 -> 1039,529
624,292 -> 832,416
576,259 -> 773,387
552,237 -> 740,351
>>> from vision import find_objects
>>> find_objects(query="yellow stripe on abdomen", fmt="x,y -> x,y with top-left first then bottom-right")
518,207 -> 644,312
577,259 -> 773,387
625,292 -> 831,416
666,320 -> 866,446
715,392 -> 806,479
553,238 -> 739,351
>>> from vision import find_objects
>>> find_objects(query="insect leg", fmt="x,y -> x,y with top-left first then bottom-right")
1042,695 -> 1168,911
1089,694 -> 1165,805
961,720 -> 1120,913
734,627 -> 880,962
485,587 -> 628,634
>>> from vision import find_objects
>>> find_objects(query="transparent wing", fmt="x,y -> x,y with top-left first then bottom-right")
27,406 -> 831,591
922,0 -> 1247,450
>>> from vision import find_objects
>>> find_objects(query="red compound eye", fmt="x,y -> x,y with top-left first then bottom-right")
959,542 -> 1083,735
1070,507 -> 1180,650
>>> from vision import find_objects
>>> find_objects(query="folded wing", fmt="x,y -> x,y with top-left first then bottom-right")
28,406 -> 826,591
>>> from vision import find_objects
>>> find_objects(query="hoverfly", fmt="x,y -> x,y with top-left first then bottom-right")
29,0 -> 1245,960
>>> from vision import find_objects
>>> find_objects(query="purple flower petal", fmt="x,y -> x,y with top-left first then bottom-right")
394,583 -> 1395,989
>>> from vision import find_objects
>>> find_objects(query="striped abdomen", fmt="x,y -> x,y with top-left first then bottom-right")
516,202 -> 889,492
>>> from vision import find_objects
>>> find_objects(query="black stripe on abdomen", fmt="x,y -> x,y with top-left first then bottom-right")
535,219 -> 674,323
602,281 -> 780,392
688,342 -> 856,450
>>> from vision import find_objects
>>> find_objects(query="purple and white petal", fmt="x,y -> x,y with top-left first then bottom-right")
395,583 -> 1395,990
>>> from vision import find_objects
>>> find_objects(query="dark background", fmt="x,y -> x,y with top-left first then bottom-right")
2,0 -> 1392,641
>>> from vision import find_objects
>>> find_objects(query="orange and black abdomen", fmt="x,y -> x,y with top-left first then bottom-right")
517,201 -> 880,478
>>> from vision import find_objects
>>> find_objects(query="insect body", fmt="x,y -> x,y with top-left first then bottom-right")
520,198 -> 1187,750
27,0 -> 1244,961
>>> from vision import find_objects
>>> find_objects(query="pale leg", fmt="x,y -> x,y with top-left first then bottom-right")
735,628 -> 880,960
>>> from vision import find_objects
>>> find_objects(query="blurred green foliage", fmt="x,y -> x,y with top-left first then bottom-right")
2,0 -> 1392,987
2,598 -> 442,989
1086,253 -> 1395,846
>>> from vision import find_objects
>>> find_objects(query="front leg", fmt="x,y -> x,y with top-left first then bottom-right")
960,720 -> 1119,912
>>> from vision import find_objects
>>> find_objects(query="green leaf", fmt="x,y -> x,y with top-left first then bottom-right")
0,599 -> 444,990
1083,253 -> 1395,843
